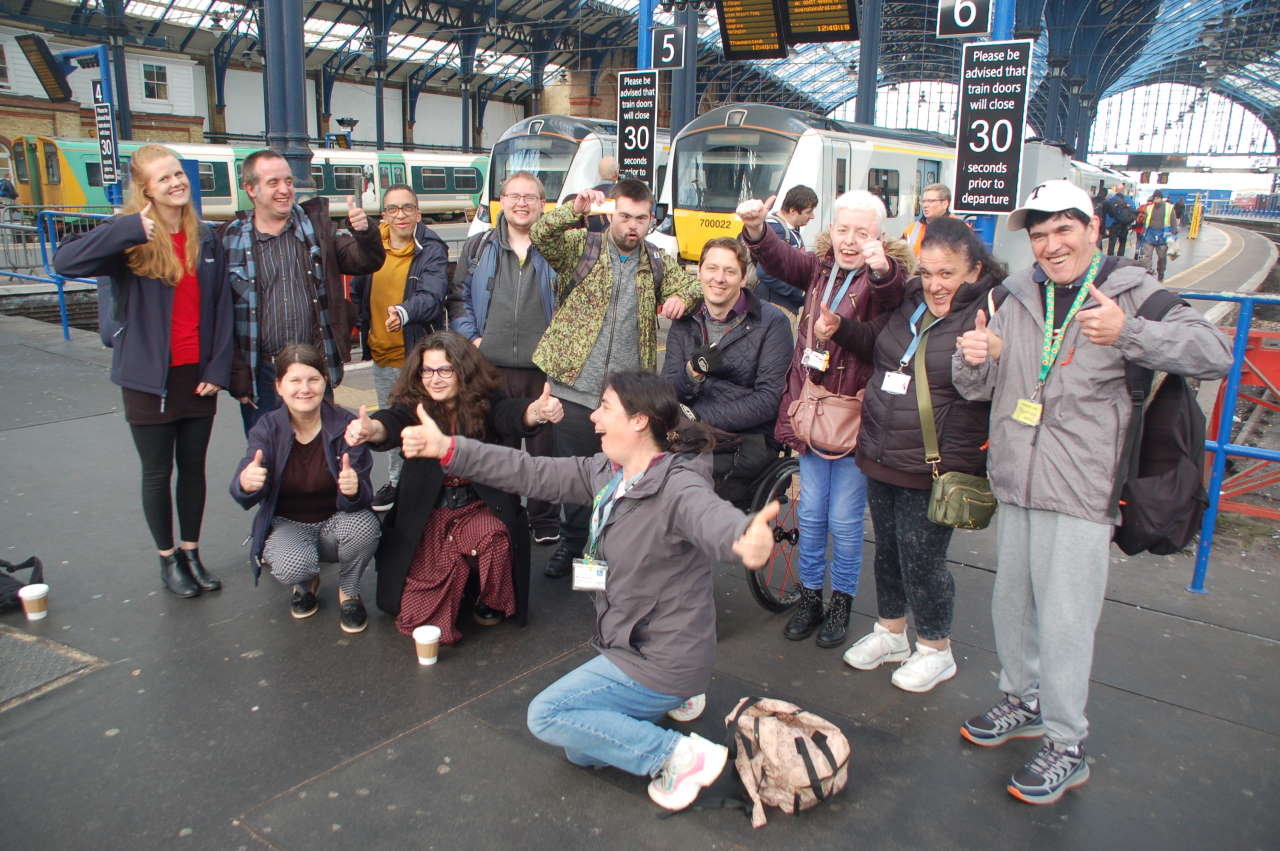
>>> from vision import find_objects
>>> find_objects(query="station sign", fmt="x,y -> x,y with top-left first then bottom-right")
617,70 -> 659,189
92,79 -> 120,185
652,26 -> 686,70
783,0 -> 858,45
952,39 -> 1032,215
937,0 -> 993,39
714,0 -> 788,61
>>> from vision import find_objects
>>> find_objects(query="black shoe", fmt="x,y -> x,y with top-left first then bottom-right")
372,482 -> 397,512
339,597 -> 368,633
473,602 -> 504,626
160,553 -> 200,598
816,590 -> 853,648
290,585 -> 319,619
783,586 -> 824,640
532,527 -> 561,545
544,542 -> 576,578
175,547 -> 221,592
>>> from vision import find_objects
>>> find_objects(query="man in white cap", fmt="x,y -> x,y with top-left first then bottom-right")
951,179 -> 1231,805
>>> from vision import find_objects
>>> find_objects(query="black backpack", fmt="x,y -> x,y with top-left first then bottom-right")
1108,198 -> 1137,227
1111,289 -> 1209,555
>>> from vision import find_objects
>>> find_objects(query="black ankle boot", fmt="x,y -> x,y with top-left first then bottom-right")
160,552 -> 200,598
176,548 -> 221,592
816,590 -> 853,648
784,586 -> 824,640
544,542 -> 576,578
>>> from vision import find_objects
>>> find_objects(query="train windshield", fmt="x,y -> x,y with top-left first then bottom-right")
489,134 -> 579,201
673,130 -> 797,212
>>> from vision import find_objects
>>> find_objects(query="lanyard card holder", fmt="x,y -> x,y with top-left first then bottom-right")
572,558 -> 608,592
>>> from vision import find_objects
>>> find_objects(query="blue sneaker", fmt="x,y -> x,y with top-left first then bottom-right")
1008,740 -> 1090,804
961,695 -> 1045,747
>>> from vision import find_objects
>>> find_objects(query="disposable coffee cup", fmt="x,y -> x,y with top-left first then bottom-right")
18,583 -> 49,620
413,625 -> 441,666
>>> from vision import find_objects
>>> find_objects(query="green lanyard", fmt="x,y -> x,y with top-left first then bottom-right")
1038,252 -> 1102,386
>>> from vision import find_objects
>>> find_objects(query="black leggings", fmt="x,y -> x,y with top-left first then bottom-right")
866,477 -> 956,640
129,417 -> 215,550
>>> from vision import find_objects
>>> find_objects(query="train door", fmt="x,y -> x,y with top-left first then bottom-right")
21,139 -> 41,207
820,139 -> 852,231
915,158 -> 941,218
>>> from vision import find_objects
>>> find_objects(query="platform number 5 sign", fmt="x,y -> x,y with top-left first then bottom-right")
652,26 -> 685,70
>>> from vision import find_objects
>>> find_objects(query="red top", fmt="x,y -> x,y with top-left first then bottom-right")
169,231 -> 200,366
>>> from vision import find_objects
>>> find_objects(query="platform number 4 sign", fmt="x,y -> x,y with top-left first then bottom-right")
652,26 -> 685,70
937,0 -> 992,38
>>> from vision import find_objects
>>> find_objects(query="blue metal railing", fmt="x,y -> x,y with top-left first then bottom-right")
1183,291 -> 1280,593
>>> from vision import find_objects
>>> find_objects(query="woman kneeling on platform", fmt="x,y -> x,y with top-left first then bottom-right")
398,370 -> 777,811
231,344 -> 380,633
344,331 -> 562,641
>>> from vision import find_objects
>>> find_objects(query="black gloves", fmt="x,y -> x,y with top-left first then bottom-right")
689,344 -> 724,377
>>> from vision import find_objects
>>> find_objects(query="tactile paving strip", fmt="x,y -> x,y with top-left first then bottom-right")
0,626 -> 104,710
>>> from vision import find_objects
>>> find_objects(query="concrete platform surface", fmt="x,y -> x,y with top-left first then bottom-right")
1,225 -> 1277,850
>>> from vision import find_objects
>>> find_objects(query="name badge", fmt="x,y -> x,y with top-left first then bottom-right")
1012,398 -> 1044,427
801,348 -> 830,371
572,557 -> 608,592
881,371 -> 911,395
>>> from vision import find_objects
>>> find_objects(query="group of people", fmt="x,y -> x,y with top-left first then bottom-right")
1098,185 -> 1183,281
57,143 -> 1233,811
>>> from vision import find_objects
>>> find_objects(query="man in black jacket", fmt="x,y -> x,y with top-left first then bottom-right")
662,237 -> 794,507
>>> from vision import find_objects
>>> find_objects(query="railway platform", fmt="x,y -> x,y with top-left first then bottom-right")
1,224 -> 1277,849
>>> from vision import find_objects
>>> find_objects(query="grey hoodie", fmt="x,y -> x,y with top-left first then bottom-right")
952,261 -> 1232,525
444,439 -> 751,697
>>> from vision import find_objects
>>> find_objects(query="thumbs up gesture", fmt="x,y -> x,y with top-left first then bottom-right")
384,305 -> 403,333
138,202 -> 156,241
400,403 -> 450,459
239,448 -> 268,494
1076,282 -> 1126,346
524,382 -> 564,427
734,500 -> 781,569
734,195 -> 775,240
337,452 -> 359,497
345,404 -> 384,447
814,303 -> 842,341
346,195 -> 369,231
957,309 -> 1004,365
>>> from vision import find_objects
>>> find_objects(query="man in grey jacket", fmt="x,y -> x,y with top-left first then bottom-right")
952,179 -> 1232,805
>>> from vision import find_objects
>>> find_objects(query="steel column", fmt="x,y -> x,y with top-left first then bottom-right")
855,0 -> 882,124
263,0 -> 313,191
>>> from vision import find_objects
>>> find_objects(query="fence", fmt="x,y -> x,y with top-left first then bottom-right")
0,210 -> 108,340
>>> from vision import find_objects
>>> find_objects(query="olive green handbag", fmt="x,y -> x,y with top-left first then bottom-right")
913,328 -> 997,530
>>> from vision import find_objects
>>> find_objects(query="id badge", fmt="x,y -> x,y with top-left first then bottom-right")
881,371 -> 911,395
1011,398 -> 1043,427
572,557 -> 608,592
801,347 -> 830,371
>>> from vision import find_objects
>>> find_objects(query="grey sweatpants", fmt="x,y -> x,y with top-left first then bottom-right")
992,505 -> 1112,747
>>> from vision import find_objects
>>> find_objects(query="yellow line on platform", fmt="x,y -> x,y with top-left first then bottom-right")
1165,225 -> 1242,290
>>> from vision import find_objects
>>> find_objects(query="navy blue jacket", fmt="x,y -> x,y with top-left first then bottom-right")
53,213 -> 233,397
755,217 -> 806,313
230,402 -> 375,580
662,287 -> 794,435
348,221 -> 449,360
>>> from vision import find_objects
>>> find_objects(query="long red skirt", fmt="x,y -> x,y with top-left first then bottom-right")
395,499 -> 515,643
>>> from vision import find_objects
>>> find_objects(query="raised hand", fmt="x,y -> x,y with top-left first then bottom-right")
734,501 -> 781,569
138,202 -> 156,241
957,309 -> 1003,365
1076,282 -> 1126,346
400,403 -> 450,459
814,303 -> 841,341
337,452 -> 358,497
239,449 -> 268,494
659,295 -> 688,320
572,188 -> 608,216
345,404 -> 380,447
861,238 -> 889,276
384,305 -> 403,332
525,382 -> 564,427
347,195 -> 369,231
734,195 -> 776,240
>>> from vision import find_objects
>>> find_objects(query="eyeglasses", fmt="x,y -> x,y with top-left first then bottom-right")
382,204 -> 420,217
502,193 -> 542,204
922,197 -> 947,204
419,366 -> 456,379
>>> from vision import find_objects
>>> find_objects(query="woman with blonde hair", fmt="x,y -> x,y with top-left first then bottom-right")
55,144 -> 234,598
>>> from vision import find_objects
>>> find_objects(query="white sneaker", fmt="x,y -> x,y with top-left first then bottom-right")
667,693 -> 706,722
842,623 -> 910,670
647,733 -> 729,811
891,644 -> 957,693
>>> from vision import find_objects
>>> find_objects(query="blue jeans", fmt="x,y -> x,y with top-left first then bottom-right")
526,655 -> 684,777
371,363 -> 404,485
797,449 -> 867,596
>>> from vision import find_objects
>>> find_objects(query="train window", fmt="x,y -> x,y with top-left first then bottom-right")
489,134 -> 577,201
332,165 -> 364,193
835,158 -> 848,196
13,147 -> 27,183
198,162 -> 216,193
142,64 -> 169,101
85,162 -> 102,188
379,165 -> 391,188
419,167 -> 447,191
452,168 -> 479,191
43,142 -> 60,185
392,164 -> 405,184
867,168 -> 900,218
311,165 -> 326,191
673,130 -> 797,213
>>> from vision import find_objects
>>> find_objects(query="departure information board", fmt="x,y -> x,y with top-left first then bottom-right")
714,0 -> 788,61
783,0 -> 858,44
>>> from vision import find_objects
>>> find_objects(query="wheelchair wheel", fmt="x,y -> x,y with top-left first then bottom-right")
745,457 -> 801,613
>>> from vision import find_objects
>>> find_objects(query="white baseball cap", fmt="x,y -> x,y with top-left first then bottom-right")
1007,179 -> 1096,231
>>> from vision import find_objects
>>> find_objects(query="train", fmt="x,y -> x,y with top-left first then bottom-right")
8,134 -> 488,220
1068,158 -> 1137,201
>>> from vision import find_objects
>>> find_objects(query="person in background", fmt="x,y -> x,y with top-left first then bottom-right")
231,344 -> 380,633
902,183 -> 956,260
1103,185 -> 1136,258
348,184 -> 449,511
1133,195 -> 1153,262
53,143 -> 233,599
1140,190 -> 1178,282
220,149 -> 384,434
756,185 -> 818,313
586,157 -> 621,233
449,171 -> 562,544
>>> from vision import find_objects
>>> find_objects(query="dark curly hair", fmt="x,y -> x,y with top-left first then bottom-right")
389,331 -> 500,439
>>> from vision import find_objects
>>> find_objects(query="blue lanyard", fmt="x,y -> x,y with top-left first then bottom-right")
586,470 -> 640,560
897,302 -> 937,370
819,264 -> 856,314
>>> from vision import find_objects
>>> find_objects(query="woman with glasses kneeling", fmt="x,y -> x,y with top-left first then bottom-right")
398,370 -> 777,811
231,344 -> 380,633
344,331 -> 562,642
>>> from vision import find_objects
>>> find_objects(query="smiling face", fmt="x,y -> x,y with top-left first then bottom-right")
608,194 -> 652,254
246,155 -> 296,221
698,246 -> 746,313
382,187 -> 421,238
590,386 -> 648,465
830,207 -> 879,270
500,175 -> 543,230
1027,212 -> 1100,285
419,348 -> 459,404
142,155 -> 190,211
918,244 -> 981,318
276,362 -> 326,417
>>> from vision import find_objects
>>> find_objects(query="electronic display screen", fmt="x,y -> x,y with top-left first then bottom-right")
715,0 -> 788,61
